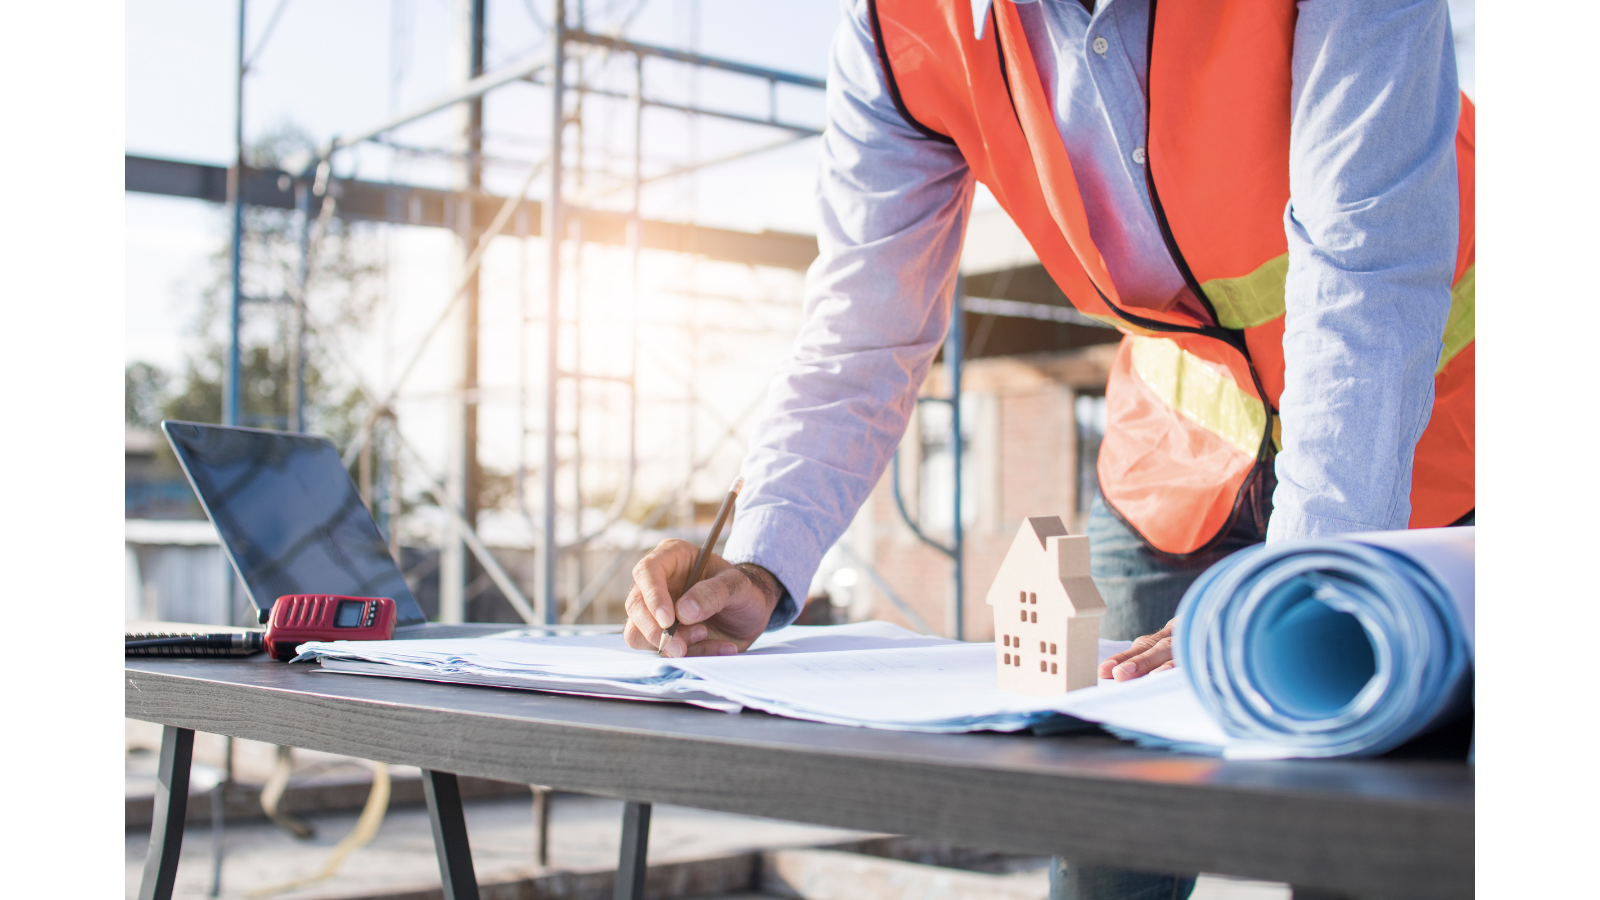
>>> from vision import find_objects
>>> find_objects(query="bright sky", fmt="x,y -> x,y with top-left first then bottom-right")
127,0 -> 845,527
126,0 -> 839,366
125,0 -> 1476,533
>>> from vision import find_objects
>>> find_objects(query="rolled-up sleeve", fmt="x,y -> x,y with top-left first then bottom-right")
723,0 -> 972,628
1268,0 -> 1462,541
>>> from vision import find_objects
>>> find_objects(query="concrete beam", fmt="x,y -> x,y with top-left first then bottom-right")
125,154 -> 819,272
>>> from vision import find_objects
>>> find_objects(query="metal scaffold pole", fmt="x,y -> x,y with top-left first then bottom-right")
948,278 -> 965,641
226,0 -> 246,428
193,1 -> 832,629
543,0 -> 567,625
290,178 -> 310,433
440,0 -> 488,624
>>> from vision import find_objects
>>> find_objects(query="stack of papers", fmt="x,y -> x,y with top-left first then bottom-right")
295,622 -> 1138,733
297,523 -> 1475,760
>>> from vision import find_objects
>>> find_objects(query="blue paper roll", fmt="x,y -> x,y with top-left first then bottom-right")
1173,530 -> 1474,758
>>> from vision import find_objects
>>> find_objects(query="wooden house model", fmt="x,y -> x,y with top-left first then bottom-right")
986,516 -> 1106,696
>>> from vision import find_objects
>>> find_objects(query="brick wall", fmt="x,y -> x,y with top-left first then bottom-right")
856,345 -> 1115,641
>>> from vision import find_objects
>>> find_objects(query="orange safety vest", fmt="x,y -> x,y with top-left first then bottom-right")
870,0 -> 1475,555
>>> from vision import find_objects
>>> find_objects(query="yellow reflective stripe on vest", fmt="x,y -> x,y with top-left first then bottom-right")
1084,312 -> 1160,336
1201,253 -> 1289,330
1438,264 -> 1474,373
1200,255 -> 1475,375
1129,336 -> 1266,458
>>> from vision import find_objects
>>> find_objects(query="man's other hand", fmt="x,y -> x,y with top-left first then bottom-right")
622,539 -> 781,658
1097,618 -> 1177,682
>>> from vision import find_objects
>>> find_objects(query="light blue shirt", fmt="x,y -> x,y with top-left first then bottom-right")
726,0 -> 1462,629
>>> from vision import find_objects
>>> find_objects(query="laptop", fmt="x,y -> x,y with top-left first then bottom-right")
162,420 -> 526,640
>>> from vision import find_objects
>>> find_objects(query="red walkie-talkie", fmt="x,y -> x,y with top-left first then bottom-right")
261,595 -> 398,661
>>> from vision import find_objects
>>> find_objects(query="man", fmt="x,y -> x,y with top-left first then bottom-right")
625,0 -> 1471,892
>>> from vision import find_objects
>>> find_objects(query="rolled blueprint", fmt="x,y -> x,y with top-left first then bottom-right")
1172,527 -> 1474,758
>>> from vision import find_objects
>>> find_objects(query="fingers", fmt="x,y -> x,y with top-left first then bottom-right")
624,609 -> 723,658
1097,619 -> 1177,681
632,540 -> 696,629
622,618 -> 653,651
673,564 -> 743,626
1108,636 -> 1174,681
683,638 -> 739,657
622,540 -> 772,658
624,540 -> 699,655
1097,632 -> 1158,679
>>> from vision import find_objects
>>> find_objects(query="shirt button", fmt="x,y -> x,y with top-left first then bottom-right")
1132,147 -> 1147,165
1092,36 -> 1109,56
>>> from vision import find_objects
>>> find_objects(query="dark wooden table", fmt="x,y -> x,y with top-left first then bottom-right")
125,655 -> 1472,900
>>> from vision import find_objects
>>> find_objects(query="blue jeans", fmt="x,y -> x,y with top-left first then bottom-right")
1050,859 -> 1197,900
1086,490 -> 1270,641
1047,491 -> 1270,900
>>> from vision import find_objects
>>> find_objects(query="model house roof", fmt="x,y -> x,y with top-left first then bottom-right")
984,516 -> 1107,617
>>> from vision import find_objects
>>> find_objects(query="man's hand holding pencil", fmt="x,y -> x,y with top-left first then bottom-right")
623,476 -> 783,658
623,542 -> 781,658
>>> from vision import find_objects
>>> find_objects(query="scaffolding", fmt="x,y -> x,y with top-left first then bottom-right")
214,0 -> 916,631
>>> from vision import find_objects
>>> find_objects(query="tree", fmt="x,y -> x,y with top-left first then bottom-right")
125,361 -> 169,429
125,123 -> 383,449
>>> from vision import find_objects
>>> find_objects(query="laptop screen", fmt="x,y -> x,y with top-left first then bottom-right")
162,421 -> 426,626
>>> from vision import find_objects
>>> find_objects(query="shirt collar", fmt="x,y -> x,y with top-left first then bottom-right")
973,0 -> 994,40
972,0 -> 1040,41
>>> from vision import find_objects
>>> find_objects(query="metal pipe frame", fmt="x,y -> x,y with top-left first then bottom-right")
519,73 -> 822,136
888,279 -> 966,640
298,4 -> 835,627
290,179 -> 311,432
542,0 -> 567,626
226,0 -> 246,429
567,28 -> 826,89
328,58 -> 548,156
948,279 -> 965,640
323,25 -> 823,158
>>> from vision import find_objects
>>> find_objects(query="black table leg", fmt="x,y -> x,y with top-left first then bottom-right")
423,770 -> 480,900
138,725 -> 194,900
614,801 -> 652,900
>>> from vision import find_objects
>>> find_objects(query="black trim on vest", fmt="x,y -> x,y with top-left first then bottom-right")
866,0 -> 957,145
1141,0 -> 1229,339
1070,0 -> 1281,560
1084,0 -> 1274,560
1140,0 -> 1274,437
991,5 -> 1023,130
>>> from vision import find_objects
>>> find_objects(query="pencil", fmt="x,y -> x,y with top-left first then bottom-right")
658,475 -> 744,656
